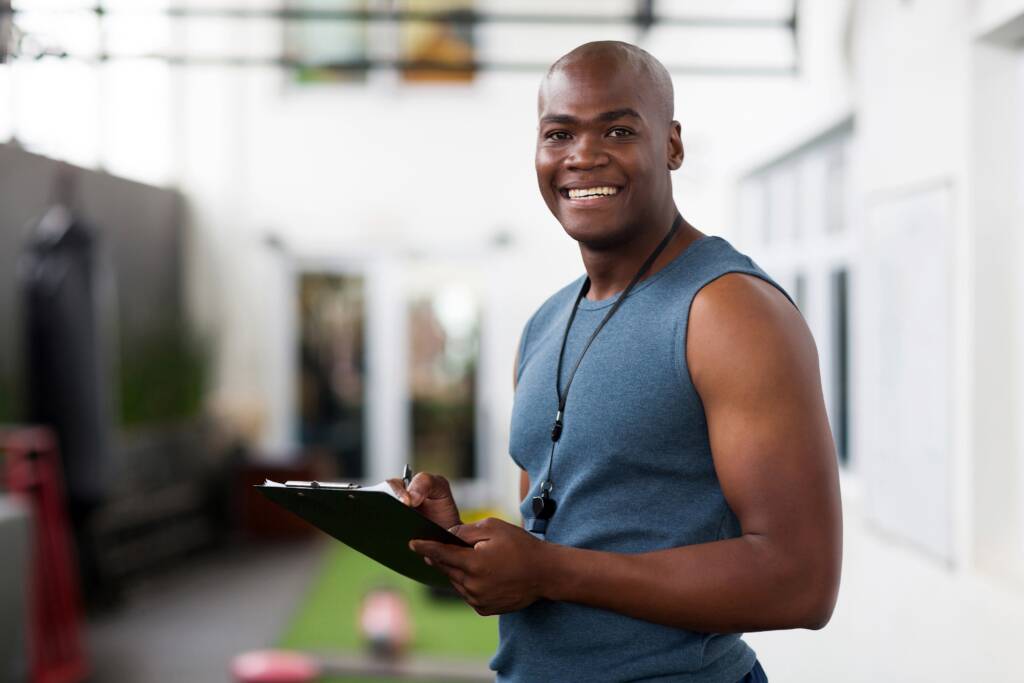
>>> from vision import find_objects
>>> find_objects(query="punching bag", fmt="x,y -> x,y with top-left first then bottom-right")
20,202 -> 113,505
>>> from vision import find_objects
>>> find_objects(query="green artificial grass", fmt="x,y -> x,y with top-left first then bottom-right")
278,543 -> 498,682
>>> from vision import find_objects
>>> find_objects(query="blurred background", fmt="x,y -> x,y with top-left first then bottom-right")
0,0 -> 1022,681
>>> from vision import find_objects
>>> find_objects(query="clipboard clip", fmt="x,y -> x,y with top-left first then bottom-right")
284,480 -> 361,490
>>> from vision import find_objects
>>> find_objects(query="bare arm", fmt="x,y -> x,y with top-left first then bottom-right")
412,274 -> 842,631
539,273 -> 842,631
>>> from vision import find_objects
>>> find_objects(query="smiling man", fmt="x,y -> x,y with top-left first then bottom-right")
397,41 -> 842,682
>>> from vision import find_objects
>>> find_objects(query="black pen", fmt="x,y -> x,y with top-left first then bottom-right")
403,464 -> 413,488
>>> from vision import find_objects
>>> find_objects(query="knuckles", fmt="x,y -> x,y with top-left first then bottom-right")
410,472 -> 452,498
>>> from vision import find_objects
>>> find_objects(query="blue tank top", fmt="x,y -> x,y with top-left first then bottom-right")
491,235 -> 795,682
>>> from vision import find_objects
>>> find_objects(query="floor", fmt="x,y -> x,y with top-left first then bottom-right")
84,488 -> 1024,683
87,539 -> 326,683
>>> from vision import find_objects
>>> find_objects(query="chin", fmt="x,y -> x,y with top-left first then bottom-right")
559,216 -> 632,250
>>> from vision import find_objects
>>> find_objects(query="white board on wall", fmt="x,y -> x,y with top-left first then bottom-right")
862,182 -> 953,564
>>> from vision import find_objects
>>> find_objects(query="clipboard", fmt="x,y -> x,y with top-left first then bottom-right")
255,480 -> 470,588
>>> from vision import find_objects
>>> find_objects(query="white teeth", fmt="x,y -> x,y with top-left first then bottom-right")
567,186 -> 619,199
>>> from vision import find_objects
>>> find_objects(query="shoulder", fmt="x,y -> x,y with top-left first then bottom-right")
691,271 -> 798,330
687,272 -> 816,397
520,276 -> 584,343
514,275 -> 585,383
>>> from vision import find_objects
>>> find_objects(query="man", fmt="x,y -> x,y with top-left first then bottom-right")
393,41 -> 842,682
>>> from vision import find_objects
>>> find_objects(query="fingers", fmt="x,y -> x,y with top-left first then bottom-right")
424,559 -> 475,607
434,566 -> 493,616
386,473 -> 449,507
435,561 -> 468,587
385,478 -> 411,505
409,537 -> 501,616
406,472 -> 452,507
412,541 -> 473,598
409,539 -> 473,572
450,517 -> 502,545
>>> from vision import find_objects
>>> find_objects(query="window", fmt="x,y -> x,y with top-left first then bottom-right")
284,0 -> 369,83
408,282 -> 479,480
794,271 -> 807,313
283,0 -> 477,84
825,142 -> 847,235
297,273 -> 367,478
830,267 -> 849,464
738,177 -> 767,247
400,0 -> 475,83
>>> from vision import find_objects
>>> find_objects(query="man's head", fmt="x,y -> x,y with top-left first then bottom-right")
536,41 -> 683,249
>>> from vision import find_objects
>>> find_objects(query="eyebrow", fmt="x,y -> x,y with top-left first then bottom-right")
540,108 -> 643,126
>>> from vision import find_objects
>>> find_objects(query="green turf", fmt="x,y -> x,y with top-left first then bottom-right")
278,543 -> 498,682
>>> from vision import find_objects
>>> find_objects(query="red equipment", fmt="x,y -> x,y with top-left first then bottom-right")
1,427 -> 89,683
230,650 -> 320,683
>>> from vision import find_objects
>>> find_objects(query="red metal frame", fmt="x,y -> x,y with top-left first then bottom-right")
2,427 -> 89,683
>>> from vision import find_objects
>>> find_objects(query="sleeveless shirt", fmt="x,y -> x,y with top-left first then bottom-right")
491,235 -> 795,682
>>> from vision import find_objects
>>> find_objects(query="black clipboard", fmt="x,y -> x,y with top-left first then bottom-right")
255,481 -> 470,587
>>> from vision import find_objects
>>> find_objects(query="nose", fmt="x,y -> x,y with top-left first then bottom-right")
566,133 -> 609,170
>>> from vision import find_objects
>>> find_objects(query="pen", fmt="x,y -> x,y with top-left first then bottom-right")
403,464 -> 413,488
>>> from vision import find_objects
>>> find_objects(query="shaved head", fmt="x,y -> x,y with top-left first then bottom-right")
541,41 -> 674,122
534,39 -> 684,252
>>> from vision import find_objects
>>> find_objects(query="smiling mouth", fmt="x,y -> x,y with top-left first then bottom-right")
560,185 -> 621,200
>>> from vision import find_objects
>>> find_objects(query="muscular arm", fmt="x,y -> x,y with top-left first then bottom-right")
412,274 -> 841,631
537,273 -> 842,632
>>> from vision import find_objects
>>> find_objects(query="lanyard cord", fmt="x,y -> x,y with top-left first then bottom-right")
540,212 -> 683,497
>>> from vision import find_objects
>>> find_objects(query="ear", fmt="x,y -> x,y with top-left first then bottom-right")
667,121 -> 684,170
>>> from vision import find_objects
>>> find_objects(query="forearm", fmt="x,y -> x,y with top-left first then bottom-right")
541,533 -> 835,633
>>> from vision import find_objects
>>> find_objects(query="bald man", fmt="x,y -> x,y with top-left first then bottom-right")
396,41 -> 842,682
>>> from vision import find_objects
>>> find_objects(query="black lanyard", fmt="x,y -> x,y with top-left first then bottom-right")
529,212 -> 683,533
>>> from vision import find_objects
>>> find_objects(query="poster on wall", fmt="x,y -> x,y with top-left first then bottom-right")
862,182 -> 953,564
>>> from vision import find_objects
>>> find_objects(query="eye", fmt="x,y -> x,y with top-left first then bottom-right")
608,127 -> 634,138
545,130 -> 572,141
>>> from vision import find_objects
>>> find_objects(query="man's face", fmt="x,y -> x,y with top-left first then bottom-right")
535,60 -> 681,248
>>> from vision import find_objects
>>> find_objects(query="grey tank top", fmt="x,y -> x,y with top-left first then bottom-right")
491,235 -> 795,683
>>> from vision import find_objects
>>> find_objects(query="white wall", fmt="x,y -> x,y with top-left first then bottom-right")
166,1 -> 857,514
846,0 -> 973,569
9,0 -> 1024,585
1019,49 -> 1024,569
728,0 -> 1024,581
0,0 -> 859,515
846,0 -> 1024,580
969,2 -> 1024,582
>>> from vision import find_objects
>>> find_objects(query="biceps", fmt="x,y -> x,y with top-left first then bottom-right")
706,354 -> 836,537
690,278 -> 838,537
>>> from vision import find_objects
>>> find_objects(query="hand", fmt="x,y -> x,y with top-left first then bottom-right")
387,472 -> 462,531
409,517 -> 548,616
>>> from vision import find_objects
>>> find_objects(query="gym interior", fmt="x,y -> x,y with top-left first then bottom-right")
1,1 -> 1023,681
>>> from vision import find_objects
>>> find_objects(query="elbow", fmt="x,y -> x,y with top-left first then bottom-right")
785,524 -> 843,631
766,543 -> 840,631
794,560 -> 841,631
748,525 -> 843,631
802,598 -> 835,631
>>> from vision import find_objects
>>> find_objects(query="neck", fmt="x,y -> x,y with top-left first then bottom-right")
579,206 -> 704,302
